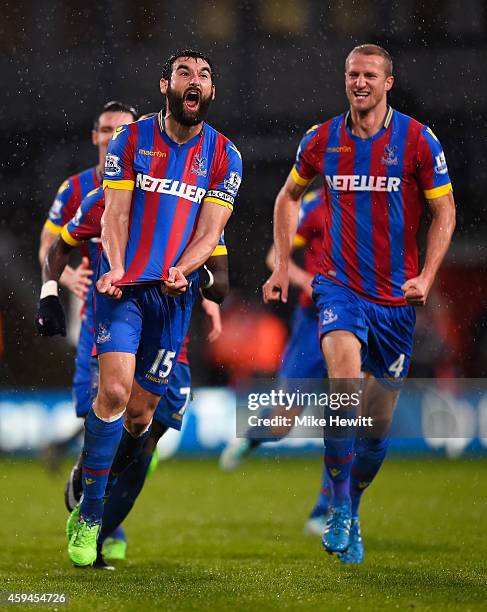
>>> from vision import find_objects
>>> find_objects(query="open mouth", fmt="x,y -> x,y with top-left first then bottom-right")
354,91 -> 370,100
184,89 -> 201,111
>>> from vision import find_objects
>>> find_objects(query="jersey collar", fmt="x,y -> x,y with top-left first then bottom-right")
157,110 -> 204,149
345,105 -> 394,142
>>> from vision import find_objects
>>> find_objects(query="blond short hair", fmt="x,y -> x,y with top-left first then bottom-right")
345,44 -> 393,77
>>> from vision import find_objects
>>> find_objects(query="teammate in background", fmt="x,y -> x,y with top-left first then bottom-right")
38,102 -> 138,466
37,183 -> 229,567
263,44 -> 455,563
220,188 -> 331,535
62,50 -> 242,567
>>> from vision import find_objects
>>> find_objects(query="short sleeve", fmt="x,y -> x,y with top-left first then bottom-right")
61,188 -> 104,246
291,124 -> 320,188
417,126 -> 453,200
103,125 -> 136,191
210,232 -> 227,256
44,179 -> 75,234
204,141 -> 243,212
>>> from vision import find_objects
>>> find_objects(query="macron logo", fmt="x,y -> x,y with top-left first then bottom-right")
326,175 -> 401,192
136,173 -> 206,204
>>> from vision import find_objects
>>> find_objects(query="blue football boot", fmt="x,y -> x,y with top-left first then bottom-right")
304,502 -> 329,536
338,518 -> 364,564
321,502 -> 352,553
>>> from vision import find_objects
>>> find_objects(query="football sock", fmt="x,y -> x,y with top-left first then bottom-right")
324,437 -> 354,505
100,448 -> 154,541
107,524 -> 126,542
105,426 -> 151,496
318,461 -> 332,509
350,436 -> 390,518
80,408 -> 124,522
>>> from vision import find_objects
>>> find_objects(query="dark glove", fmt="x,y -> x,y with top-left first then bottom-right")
35,295 -> 66,336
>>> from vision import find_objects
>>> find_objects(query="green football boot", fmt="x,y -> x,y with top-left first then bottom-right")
66,504 -> 80,542
102,537 -> 127,561
146,446 -> 160,479
68,519 -> 100,567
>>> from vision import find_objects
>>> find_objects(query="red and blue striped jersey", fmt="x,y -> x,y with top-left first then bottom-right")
292,107 -> 453,306
294,189 -> 326,307
62,187 -> 104,247
61,185 -> 227,346
44,166 -> 101,235
102,112 -> 241,285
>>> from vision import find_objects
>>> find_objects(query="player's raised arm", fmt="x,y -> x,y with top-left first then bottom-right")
262,175 -> 307,304
42,237 -> 78,285
36,187 -> 105,336
402,190 -> 456,306
39,178 -> 93,299
402,126 -> 456,306
266,239 -> 312,299
263,122 -> 320,304
35,236 -> 74,337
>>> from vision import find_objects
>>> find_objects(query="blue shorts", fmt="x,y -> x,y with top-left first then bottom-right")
154,361 -> 192,431
279,305 -> 326,379
72,320 -> 95,418
94,274 -> 199,395
312,274 -> 416,387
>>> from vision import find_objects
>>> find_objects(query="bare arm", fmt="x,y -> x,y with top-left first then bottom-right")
262,174 -> 307,303
36,234 -> 75,337
266,243 -> 313,298
42,236 -> 74,284
39,226 -> 91,299
39,227 -> 58,266
96,188 -> 133,298
402,190 -> 456,305
202,254 -> 229,304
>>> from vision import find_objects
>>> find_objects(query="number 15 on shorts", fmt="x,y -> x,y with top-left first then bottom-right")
149,349 -> 176,379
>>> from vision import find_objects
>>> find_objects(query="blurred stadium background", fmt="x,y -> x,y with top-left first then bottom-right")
1,2 -> 486,610
1,0 -> 486,456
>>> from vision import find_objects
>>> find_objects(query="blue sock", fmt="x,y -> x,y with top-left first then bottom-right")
324,437 -> 354,506
107,525 -> 126,542
350,436 -> 390,518
101,449 -> 154,540
319,463 -> 332,508
310,462 -> 332,517
80,408 -> 124,522
105,427 -> 151,496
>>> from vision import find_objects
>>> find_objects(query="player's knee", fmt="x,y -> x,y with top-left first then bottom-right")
98,380 -> 131,412
124,411 -> 154,437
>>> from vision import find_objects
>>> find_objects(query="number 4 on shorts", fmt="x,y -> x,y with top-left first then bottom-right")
389,354 -> 405,378
149,349 -> 176,378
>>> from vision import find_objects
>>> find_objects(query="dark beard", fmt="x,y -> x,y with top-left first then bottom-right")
166,86 -> 212,127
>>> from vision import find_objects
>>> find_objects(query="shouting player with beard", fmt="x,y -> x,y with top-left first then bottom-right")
66,50 -> 242,567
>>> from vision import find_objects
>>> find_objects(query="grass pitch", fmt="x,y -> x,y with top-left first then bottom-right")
0,455 -> 485,611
